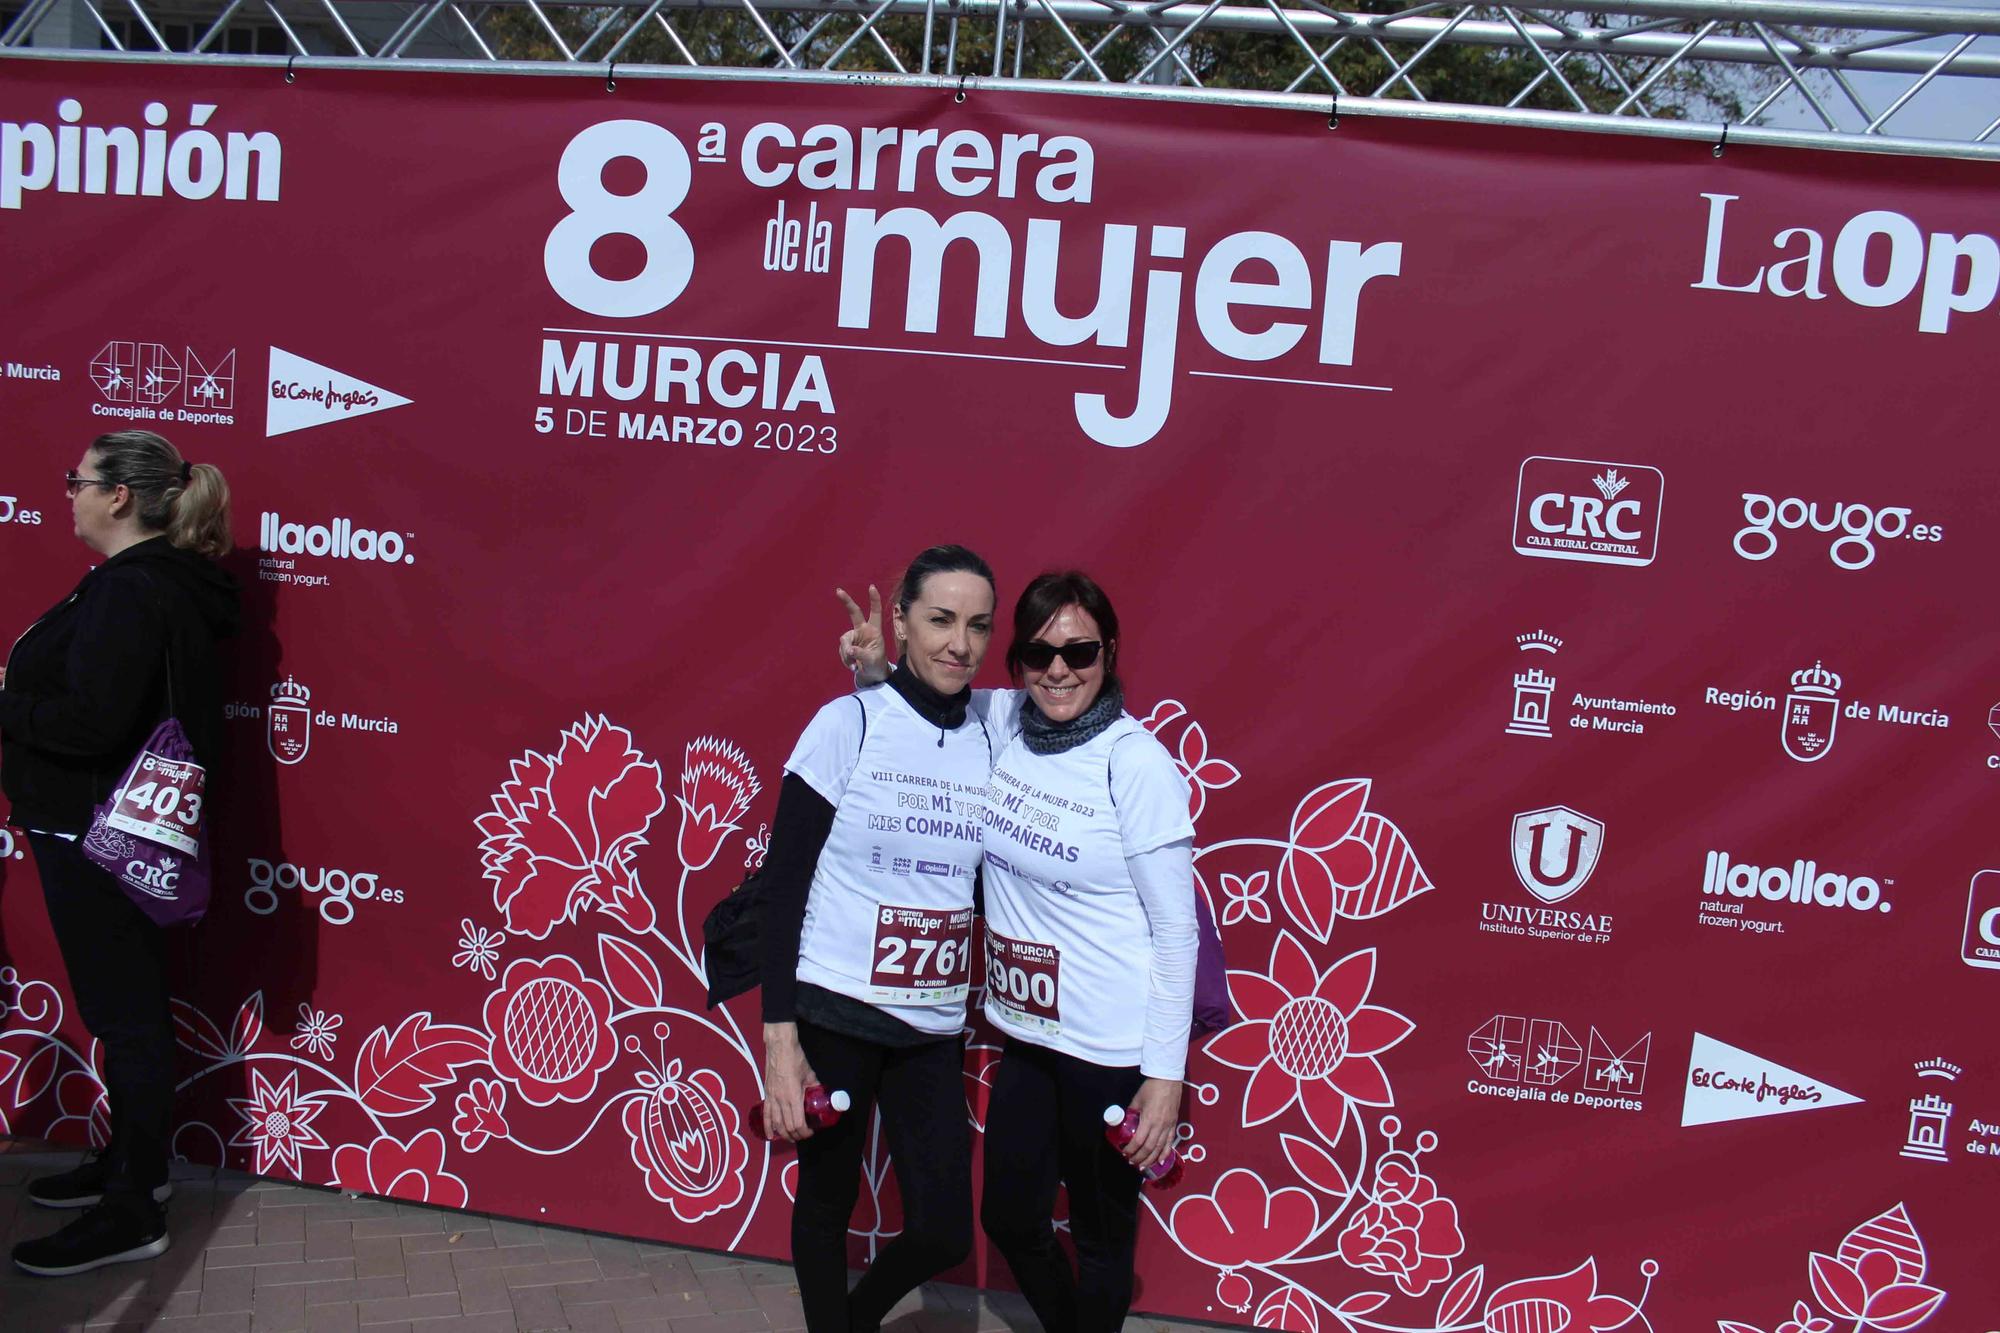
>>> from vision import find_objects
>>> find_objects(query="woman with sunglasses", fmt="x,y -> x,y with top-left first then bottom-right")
760,544 -> 996,1333
1,431 -> 239,1277
840,570 -> 1196,1333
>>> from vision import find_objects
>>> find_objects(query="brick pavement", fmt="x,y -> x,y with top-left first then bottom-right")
0,1140 -> 1211,1333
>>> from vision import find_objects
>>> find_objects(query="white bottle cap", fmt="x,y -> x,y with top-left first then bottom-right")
829,1090 -> 853,1113
1102,1105 -> 1125,1126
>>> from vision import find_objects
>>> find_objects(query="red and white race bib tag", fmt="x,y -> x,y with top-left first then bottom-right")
106,751 -> 207,856
870,905 -> 974,1004
986,928 -> 1062,1032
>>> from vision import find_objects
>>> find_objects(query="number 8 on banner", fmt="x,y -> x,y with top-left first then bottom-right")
544,120 -> 694,317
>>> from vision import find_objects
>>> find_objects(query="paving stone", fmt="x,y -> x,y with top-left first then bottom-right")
1,1140 -> 1230,1333
404,1226 -> 495,1255
355,1290 -> 464,1324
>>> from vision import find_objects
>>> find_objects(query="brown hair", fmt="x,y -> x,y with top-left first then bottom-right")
88,430 -> 233,558
1005,570 -> 1122,692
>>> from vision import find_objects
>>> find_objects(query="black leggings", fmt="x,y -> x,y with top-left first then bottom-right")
980,1039 -> 1147,1333
29,833 -> 176,1209
791,1021 -> 973,1333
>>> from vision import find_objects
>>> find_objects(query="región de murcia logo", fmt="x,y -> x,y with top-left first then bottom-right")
220,676 -> 401,765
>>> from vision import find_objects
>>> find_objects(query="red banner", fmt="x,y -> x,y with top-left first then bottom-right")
2,57 -> 1996,1330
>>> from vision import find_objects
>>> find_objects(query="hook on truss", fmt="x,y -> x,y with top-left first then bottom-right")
1713,122 -> 1729,157
606,61 -> 618,93
284,54 -> 298,83
1328,93 -> 1338,129
955,73 -> 969,104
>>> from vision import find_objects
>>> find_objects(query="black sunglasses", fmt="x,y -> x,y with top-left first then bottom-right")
1018,640 -> 1103,672
64,471 -> 118,498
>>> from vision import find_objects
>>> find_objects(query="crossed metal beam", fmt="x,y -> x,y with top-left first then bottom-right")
5,0 -> 1998,152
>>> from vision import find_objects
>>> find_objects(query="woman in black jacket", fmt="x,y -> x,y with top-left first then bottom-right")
1,430 -> 240,1277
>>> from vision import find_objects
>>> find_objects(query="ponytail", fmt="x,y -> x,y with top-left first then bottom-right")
168,463 -> 232,558
88,430 -> 233,559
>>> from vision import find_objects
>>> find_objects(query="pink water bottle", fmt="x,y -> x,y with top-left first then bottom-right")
750,1084 -> 852,1141
1103,1105 -> 1184,1188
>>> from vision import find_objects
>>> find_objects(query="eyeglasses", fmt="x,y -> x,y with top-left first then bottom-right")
64,471 -> 118,498
1018,640 -> 1103,672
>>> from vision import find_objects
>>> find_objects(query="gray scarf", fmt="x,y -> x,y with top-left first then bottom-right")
1020,685 -> 1124,755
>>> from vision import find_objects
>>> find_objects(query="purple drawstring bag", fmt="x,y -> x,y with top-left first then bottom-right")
81,717 -> 213,927
1191,891 -> 1230,1034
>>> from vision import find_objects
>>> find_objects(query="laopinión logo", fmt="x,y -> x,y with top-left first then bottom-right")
1698,847 -> 1894,938
244,857 -> 406,925
1478,805 -> 1613,945
1466,1013 -> 1651,1112
257,509 -> 415,591
2,98 -> 281,212
1512,457 -> 1665,567
89,337 -> 238,427
1733,494 -> 1943,571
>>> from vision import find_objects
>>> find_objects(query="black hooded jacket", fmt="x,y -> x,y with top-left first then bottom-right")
1,535 -> 241,833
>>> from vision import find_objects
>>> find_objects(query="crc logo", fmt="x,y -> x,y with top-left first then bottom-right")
1733,494 -> 1942,570
1964,871 -> 2000,970
1,823 -> 24,860
244,857 -> 405,925
1512,457 -> 1664,567
125,856 -> 183,900
0,496 -> 45,526
90,340 -> 236,408
1510,805 -> 1605,904
545,121 -> 693,318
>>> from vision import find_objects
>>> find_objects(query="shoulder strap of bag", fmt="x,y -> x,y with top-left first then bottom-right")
127,567 -> 180,723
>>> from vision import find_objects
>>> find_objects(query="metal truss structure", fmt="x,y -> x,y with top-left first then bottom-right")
5,0 -> 2000,159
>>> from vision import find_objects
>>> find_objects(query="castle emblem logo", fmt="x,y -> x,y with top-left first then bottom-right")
1781,661 -> 1841,763
1506,630 -> 1562,739
267,676 -> 312,765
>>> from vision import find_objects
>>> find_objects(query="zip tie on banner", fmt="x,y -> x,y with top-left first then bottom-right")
284,54 -> 297,83
1328,92 -> 1339,129
1713,122 -> 1729,157
955,73 -> 969,104
606,61 -> 618,93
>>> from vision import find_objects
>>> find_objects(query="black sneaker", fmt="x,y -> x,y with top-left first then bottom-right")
28,1155 -> 172,1210
12,1202 -> 170,1277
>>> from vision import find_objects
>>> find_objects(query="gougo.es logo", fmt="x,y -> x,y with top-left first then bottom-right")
1733,494 -> 1942,570
245,857 -> 406,925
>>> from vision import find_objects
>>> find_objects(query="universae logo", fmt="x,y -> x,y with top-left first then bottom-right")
1510,805 -> 1605,904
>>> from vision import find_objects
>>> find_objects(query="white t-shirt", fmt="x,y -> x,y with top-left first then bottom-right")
979,707 -> 1197,1074
785,686 -> 992,1035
